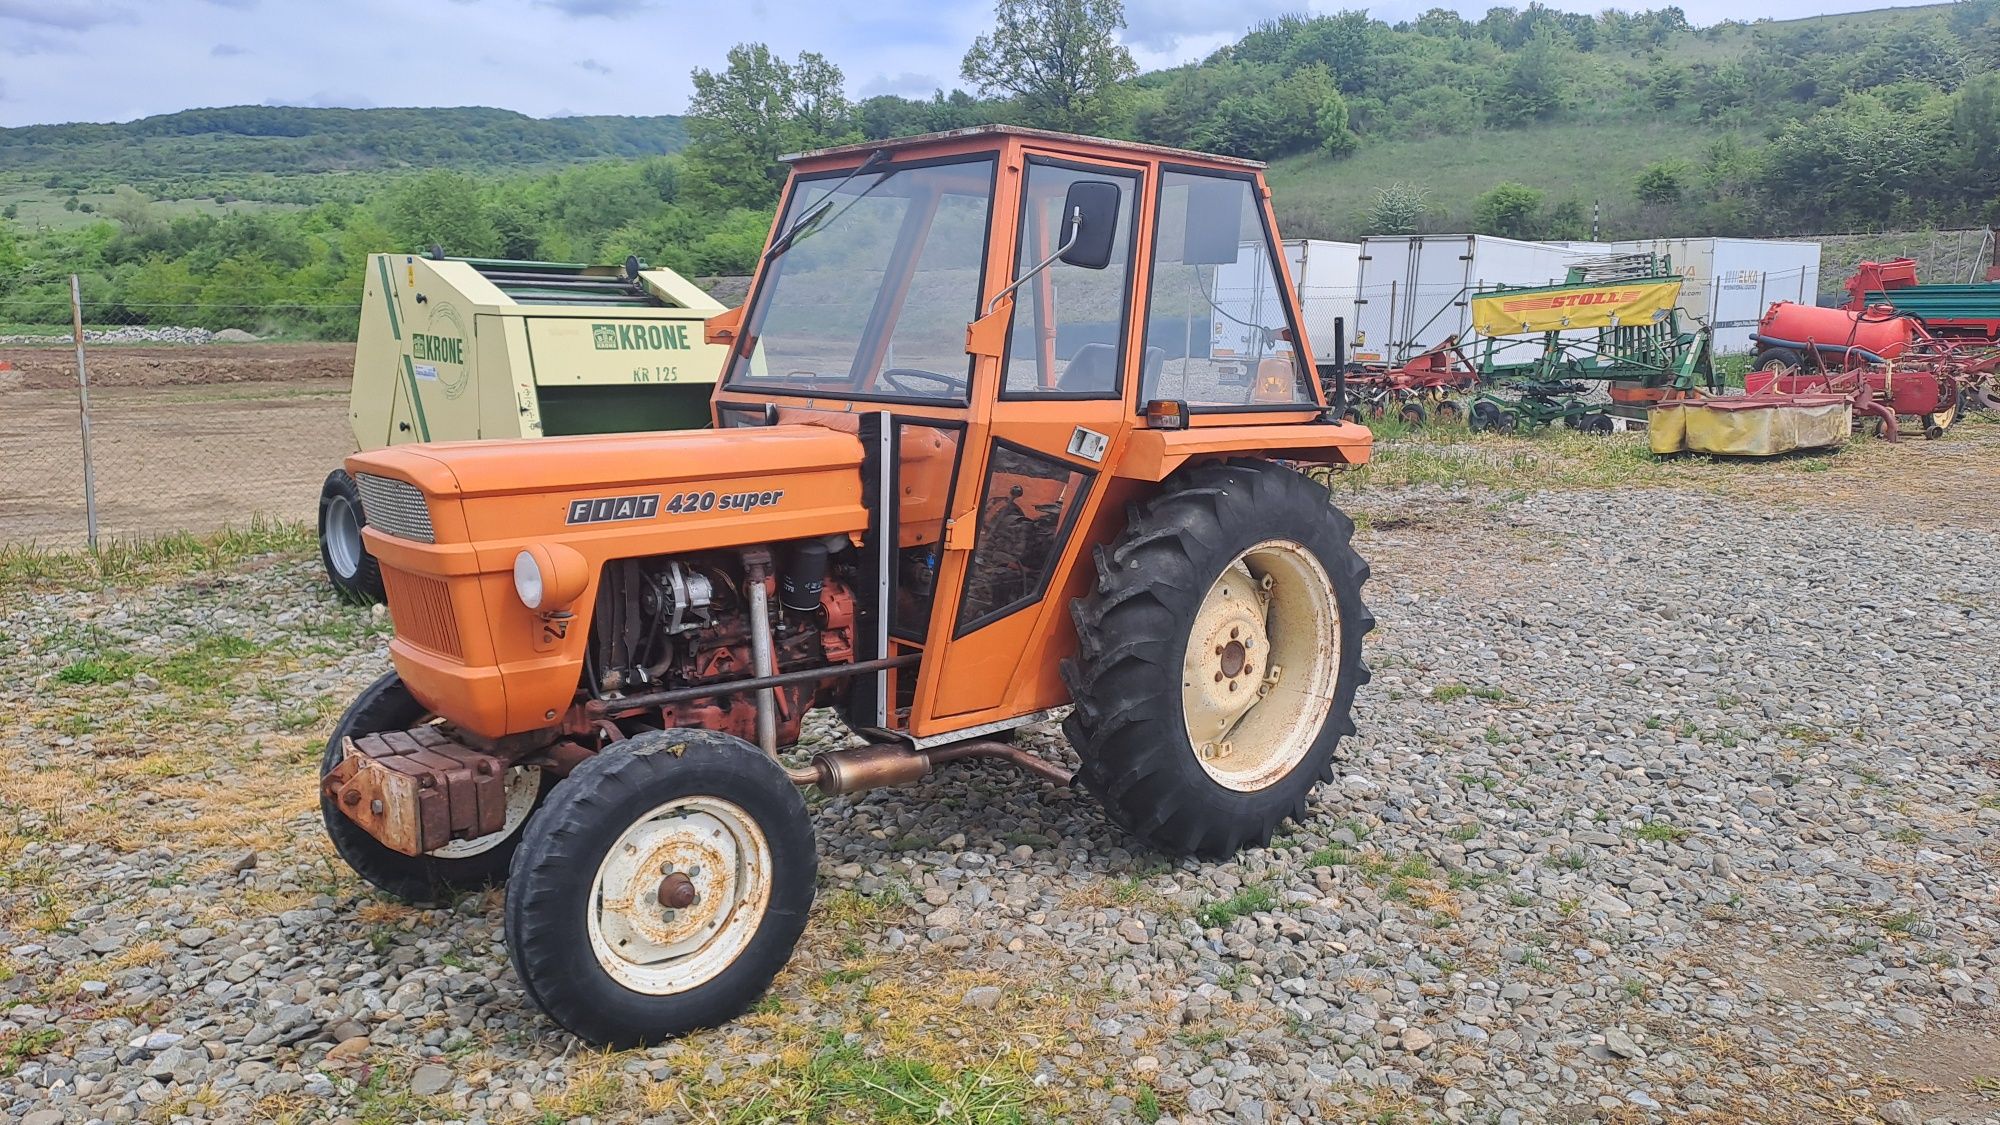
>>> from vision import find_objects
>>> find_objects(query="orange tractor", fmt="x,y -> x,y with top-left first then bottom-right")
319,127 -> 1374,1046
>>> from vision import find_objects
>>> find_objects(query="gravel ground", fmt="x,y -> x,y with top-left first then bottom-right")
1,428 -> 1996,1124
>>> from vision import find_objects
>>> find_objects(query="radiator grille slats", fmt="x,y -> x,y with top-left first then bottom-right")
354,474 -> 436,543
381,568 -> 464,660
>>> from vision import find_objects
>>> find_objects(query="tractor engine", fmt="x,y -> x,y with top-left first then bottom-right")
587,542 -> 857,746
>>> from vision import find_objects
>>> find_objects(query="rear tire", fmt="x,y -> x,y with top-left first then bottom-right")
1581,413 -> 1615,434
1434,400 -> 1463,424
1062,460 -> 1372,859
1754,347 -> 1803,373
504,730 -> 815,1047
320,469 -> 385,604
1398,402 -> 1427,426
1469,400 -> 1502,432
321,672 -> 546,905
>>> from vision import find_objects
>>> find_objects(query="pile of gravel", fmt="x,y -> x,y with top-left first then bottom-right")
0,479 -> 1994,1124
0,326 -> 262,346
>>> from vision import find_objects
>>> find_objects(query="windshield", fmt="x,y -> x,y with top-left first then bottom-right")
725,156 -> 997,403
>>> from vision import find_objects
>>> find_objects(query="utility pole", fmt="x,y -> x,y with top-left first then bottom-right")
70,274 -> 99,550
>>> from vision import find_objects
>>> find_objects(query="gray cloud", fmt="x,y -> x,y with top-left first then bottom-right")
1119,0 -> 1289,52
0,0 -> 127,31
210,42 -> 248,57
534,0 -> 653,17
576,57 -> 613,75
857,71 -> 946,99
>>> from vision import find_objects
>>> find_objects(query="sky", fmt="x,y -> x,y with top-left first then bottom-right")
0,0 -> 1952,128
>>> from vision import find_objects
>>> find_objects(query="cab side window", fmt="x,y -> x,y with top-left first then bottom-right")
1002,160 -> 1140,399
1142,171 -> 1313,408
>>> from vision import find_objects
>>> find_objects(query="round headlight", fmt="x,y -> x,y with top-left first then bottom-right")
513,550 -> 545,610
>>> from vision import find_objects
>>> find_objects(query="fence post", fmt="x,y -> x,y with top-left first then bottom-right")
69,274 -> 99,551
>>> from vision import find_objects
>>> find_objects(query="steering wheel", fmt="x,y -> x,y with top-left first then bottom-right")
878,367 -> 967,399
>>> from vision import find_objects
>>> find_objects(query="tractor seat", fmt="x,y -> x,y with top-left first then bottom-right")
1059,343 -> 1165,394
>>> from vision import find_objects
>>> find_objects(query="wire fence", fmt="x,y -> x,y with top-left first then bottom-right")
1,280 -> 357,549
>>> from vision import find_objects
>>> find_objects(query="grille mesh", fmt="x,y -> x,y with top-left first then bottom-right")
354,473 -> 435,543
380,568 -> 464,660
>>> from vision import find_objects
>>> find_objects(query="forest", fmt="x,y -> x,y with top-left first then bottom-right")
1,0 -> 1996,339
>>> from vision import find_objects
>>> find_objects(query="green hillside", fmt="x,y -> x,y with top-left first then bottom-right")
0,106 -> 687,225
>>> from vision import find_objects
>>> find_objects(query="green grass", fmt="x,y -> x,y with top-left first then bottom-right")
1432,682 -> 1469,703
1196,884 -> 1276,929
1305,846 -> 1354,868
0,516 -> 313,594
1631,822 -> 1691,844
707,1035 -> 1032,1124
1134,1083 -> 1163,1123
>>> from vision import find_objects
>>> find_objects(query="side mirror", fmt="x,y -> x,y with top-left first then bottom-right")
1057,181 -> 1120,271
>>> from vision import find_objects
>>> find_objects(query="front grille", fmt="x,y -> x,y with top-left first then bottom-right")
380,568 -> 464,660
355,473 -> 435,543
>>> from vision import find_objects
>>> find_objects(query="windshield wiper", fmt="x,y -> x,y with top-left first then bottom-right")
760,148 -> 893,267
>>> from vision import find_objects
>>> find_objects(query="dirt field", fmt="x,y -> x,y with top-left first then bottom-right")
0,344 -> 354,546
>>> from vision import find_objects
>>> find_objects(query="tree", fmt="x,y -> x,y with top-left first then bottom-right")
383,170 -> 498,255
1634,161 -> 1688,205
960,0 -> 1137,133
1473,182 -> 1545,239
683,44 -> 858,211
1485,34 -> 1569,127
1366,182 -> 1430,234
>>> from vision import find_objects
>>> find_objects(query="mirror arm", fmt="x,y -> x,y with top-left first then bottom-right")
985,206 -> 1082,317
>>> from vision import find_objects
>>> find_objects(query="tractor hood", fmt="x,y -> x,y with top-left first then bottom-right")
347,424 -> 869,556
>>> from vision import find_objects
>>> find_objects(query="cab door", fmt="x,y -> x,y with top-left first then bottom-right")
912,151 -> 1147,730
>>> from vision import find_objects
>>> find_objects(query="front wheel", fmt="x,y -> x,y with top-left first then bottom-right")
504,730 -> 815,1047
1062,460 -> 1372,858
321,672 -> 546,904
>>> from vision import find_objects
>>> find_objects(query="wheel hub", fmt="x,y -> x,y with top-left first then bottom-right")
1181,541 -> 1341,792
587,797 -> 772,995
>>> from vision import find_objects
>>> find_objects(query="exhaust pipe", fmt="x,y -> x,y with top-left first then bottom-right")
789,739 -> 1073,795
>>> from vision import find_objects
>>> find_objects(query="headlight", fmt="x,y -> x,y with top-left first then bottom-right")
514,550 -> 545,609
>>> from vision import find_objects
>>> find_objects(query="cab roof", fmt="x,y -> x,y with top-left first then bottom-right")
781,125 -> 1266,172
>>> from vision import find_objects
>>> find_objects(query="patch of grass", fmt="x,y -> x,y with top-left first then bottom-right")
1446,823 -> 1480,842
1621,977 -> 1649,1000
1455,772 -> 1498,792
0,516 -> 313,595
1196,883 -> 1275,929
1214,965 -> 1253,990
1505,890 -> 1534,908
1470,686 -> 1508,701
1631,821 -> 1690,844
1134,1083 -> 1163,1123
1305,845 -> 1354,868
0,1027 -> 61,1078
1643,715 -> 1665,730
1882,911 -> 1920,935
1432,683 -> 1469,703
1888,827 -> 1922,844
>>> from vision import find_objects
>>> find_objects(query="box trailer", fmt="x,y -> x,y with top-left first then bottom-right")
1353,235 -> 1591,363
1555,237 -> 1821,354
1280,239 -> 1360,360
323,253 -> 728,602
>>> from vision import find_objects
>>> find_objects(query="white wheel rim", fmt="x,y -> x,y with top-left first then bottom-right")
586,796 -> 772,996
428,766 -> 541,858
1181,539 -> 1341,792
325,495 -> 363,579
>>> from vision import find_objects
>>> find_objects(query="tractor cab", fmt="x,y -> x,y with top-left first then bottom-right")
702,126 -> 1366,741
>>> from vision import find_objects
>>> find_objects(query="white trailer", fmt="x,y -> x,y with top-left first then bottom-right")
1279,239 -> 1360,361
1353,234 -> 1591,363
1553,237 -> 1822,354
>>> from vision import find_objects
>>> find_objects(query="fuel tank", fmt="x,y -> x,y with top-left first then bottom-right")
345,425 -> 868,738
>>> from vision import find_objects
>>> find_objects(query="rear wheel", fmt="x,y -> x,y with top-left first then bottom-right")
1398,402 -> 1427,426
1434,399 -> 1463,424
504,730 -> 815,1047
1062,460 -> 1372,858
1754,347 -> 1803,373
321,672 -> 546,904
1580,413 -> 1615,434
1469,400 -> 1503,432
319,469 -> 385,604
